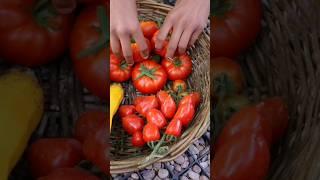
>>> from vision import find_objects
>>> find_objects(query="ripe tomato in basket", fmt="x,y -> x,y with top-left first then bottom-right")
143,123 -> 160,143
172,80 -> 187,92
38,168 -> 99,180
140,21 -> 159,40
146,108 -> 167,129
162,54 -> 193,80
156,90 -> 177,119
110,53 -> 132,82
70,6 -> 108,99
132,38 -> 152,63
134,95 -> 159,117
119,105 -> 136,118
211,0 -> 262,58
132,131 -> 146,147
0,0 -> 73,66
121,114 -> 145,135
151,30 -> 169,57
132,60 -> 167,94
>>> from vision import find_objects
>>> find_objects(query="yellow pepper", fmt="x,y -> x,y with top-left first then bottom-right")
110,83 -> 124,131
0,70 -> 44,179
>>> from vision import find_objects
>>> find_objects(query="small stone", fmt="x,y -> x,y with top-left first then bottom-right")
127,178 -> 134,180
174,155 -> 185,165
189,144 -> 200,155
188,171 -> 200,180
180,175 -> 189,180
153,162 -> 162,169
142,170 -> 155,180
131,173 -> 139,179
193,165 -> 201,173
200,162 -> 208,169
197,145 -> 204,152
167,165 -> 174,171
189,156 -> 194,163
181,161 -> 189,168
175,164 -> 182,172
200,175 -> 209,180
158,169 -> 169,179
154,176 -> 161,180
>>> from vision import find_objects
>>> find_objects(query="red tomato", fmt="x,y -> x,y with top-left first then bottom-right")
212,57 -> 244,98
70,6 -> 107,99
52,0 -> 76,14
151,30 -> 169,57
38,168 -> 99,180
132,38 -> 152,63
143,123 -> 160,142
212,0 -> 262,58
146,108 -> 167,129
134,95 -> 159,116
173,102 -> 195,127
118,105 -> 136,118
122,114 -> 145,135
78,0 -> 104,5
132,60 -> 167,94
28,138 -> 83,178
213,132 -> 270,180
110,53 -> 132,82
0,0 -> 72,66
83,125 -> 109,174
256,97 -> 289,143
165,119 -> 182,137
173,80 -> 187,92
140,21 -> 159,39
156,90 -> 177,119
179,92 -> 201,108
162,54 -> 193,80
131,131 -> 146,147
74,110 -> 106,142
215,106 -> 273,149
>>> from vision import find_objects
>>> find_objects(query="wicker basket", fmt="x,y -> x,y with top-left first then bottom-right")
236,0 -> 320,179
110,0 -> 210,174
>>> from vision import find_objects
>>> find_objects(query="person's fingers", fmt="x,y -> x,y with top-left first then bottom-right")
177,28 -> 193,55
132,29 -> 149,59
119,34 -> 134,65
155,17 -> 172,50
166,25 -> 183,58
110,33 -> 121,58
189,28 -> 202,47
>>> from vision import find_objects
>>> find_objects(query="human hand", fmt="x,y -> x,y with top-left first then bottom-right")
155,0 -> 210,58
110,0 -> 149,65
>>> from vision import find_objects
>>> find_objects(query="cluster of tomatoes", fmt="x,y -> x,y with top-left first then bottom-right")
28,111 -> 108,179
110,20 -> 201,148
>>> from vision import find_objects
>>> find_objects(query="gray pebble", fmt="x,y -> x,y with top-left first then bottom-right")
174,155 -> 185,165
189,144 -> 200,155
193,165 -> 201,173
180,175 -> 189,180
153,162 -> 162,169
127,178 -> 134,180
181,160 -> 189,168
131,173 -> 139,180
142,170 -> 155,180
158,169 -> 169,179
167,164 -> 174,171
154,176 -> 161,180
188,171 -> 200,180
200,162 -> 208,169
204,167 -> 210,174
175,164 -> 182,172
200,175 -> 209,180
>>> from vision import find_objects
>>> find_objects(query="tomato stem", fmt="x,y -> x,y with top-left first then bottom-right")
135,65 -> 157,80
211,0 -> 233,17
33,0 -> 59,30
173,58 -> 182,67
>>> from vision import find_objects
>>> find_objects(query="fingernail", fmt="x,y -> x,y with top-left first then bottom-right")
141,49 -> 149,59
166,56 -> 174,61
126,56 -> 134,66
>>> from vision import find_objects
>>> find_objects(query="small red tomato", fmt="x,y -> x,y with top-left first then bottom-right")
146,108 -> 167,129
162,54 -> 193,80
151,30 -> 169,57
173,80 -> 187,92
140,21 -> 159,39
83,125 -> 109,174
213,132 -> 270,180
143,123 -> 161,142
174,102 -> 195,127
38,168 -> 99,180
110,53 -> 132,82
132,38 -> 152,63
179,92 -> 201,108
119,105 -> 136,118
156,91 -> 177,119
28,138 -> 83,178
134,95 -> 159,117
215,106 -> 273,149
74,110 -> 106,142
256,97 -> 289,143
132,131 -> 146,147
132,60 -> 167,94
165,119 -> 183,137
122,114 -> 145,135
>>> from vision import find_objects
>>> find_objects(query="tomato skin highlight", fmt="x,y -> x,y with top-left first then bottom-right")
140,21 -> 159,39
132,60 -> 167,94
110,53 -> 132,82
38,168 -> 99,180
143,123 -> 161,142
179,92 -> 201,108
156,90 -> 177,119
174,102 -> 195,127
134,95 -> 159,117
74,110 -> 106,142
132,38 -> 152,63
165,119 -> 182,137
28,138 -> 83,178
121,114 -> 145,135
119,105 -> 136,118
146,108 -> 167,129
162,54 -> 193,80
132,131 -> 146,147
212,0 -> 262,58
213,132 -> 270,180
